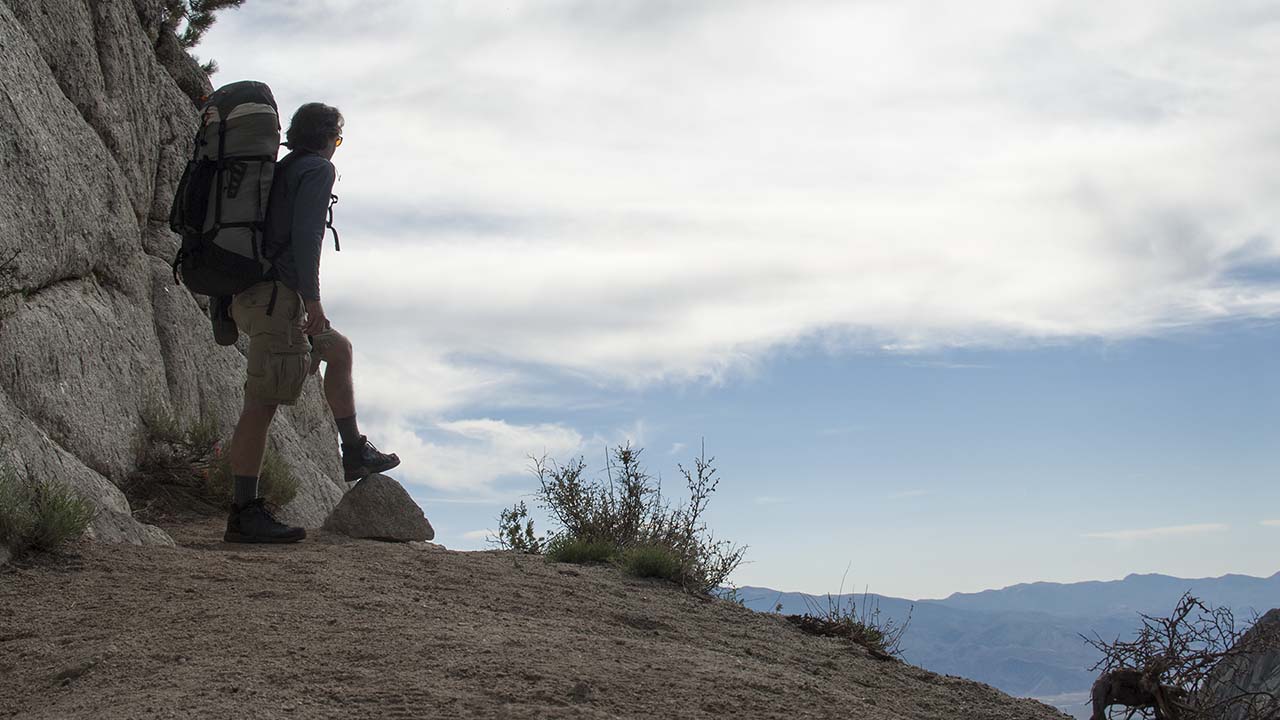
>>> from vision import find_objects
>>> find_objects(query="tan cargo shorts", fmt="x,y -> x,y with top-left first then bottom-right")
231,281 -> 348,406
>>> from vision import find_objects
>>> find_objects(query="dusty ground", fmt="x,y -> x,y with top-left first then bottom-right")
1,520 -> 1070,719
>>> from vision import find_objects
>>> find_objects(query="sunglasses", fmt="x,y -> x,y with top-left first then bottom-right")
335,135 -> 344,147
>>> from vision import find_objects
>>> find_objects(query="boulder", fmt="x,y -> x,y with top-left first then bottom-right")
323,475 -> 434,542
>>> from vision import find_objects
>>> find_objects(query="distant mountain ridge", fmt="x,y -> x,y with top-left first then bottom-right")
735,570 -> 1280,719
929,571 -> 1280,618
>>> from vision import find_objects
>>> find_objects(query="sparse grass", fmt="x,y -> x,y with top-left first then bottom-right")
546,535 -> 616,565
127,403 -> 297,520
0,462 -> 95,556
621,544 -> 683,581
786,570 -> 912,659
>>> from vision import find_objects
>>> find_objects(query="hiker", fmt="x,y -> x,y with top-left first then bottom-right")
220,102 -> 400,543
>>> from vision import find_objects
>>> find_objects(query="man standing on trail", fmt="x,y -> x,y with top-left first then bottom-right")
221,102 -> 400,544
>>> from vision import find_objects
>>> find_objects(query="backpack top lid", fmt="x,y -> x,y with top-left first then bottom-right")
203,80 -> 278,119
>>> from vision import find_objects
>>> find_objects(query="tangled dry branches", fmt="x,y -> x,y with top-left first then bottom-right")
1085,593 -> 1278,720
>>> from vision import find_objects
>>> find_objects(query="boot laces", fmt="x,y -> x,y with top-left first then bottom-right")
246,497 -> 285,522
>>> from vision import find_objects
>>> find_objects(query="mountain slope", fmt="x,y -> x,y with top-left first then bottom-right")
735,572 -> 1280,718
0,521 -> 1068,719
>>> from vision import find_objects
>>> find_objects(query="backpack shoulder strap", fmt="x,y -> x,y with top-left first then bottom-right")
263,150 -> 304,262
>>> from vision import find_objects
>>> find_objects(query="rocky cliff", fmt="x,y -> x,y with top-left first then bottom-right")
0,0 -> 344,544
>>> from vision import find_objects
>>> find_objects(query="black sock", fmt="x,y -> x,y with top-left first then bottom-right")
233,475 -> 259,506
336,415 -> 362,446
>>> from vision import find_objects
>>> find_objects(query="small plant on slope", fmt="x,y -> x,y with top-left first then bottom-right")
0,458 -> 95,557
490,500 -> 545,554
787,567 -> 912,660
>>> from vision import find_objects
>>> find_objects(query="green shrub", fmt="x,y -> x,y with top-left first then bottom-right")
533,442 -> 745,593
622,544 -> 683,581
0,464 -> 94,556
545,535 -> 616,564
491,500 -> 544,553
0,464 -> 34,548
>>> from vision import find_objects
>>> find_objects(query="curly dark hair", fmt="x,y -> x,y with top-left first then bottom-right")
284,102 -> 343,152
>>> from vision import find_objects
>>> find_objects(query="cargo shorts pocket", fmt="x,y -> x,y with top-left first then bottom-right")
245,332 -> 310,405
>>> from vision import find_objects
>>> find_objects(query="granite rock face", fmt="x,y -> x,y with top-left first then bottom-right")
323,475 -> 435,542
0,0 -> 344,541
1202,608 -> 1280,720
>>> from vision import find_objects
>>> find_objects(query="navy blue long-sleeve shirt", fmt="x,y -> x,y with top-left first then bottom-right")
264,150 -> 335,301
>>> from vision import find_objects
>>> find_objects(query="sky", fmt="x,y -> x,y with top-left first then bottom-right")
199,0 -> 1280,600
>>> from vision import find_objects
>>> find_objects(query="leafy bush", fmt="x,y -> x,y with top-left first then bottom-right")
533,442 -> 745,594
128,404 -> 296,520
490,500 -> 545,553
0,463 -> 95,556
621,544 -> 683,581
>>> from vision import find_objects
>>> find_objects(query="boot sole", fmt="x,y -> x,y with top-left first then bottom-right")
344,456 -> 401,482
223,529 -> 307,544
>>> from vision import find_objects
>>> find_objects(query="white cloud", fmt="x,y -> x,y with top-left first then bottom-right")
1083,523 -> 1229,541
1262,520 -> 1280,527
462,529 -> 494,541
203,1 -> 1280,391
200,1 -> 1280,490
362,416 -> 583,494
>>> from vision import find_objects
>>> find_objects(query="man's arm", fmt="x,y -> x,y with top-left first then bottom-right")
290,161 -> 337,334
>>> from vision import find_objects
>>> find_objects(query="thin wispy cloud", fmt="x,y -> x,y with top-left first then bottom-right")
1262,520 -> 1280,528
462,529 -> 494,541
818,425 -> 863,437
903,361 -> 994,370
890,489 -> 930,500
1083,523 -> 1229,541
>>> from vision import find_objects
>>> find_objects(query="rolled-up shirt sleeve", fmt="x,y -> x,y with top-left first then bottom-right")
289,162 -> 337,302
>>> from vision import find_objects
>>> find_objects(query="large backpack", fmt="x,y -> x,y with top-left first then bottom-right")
169,80 -> 283,297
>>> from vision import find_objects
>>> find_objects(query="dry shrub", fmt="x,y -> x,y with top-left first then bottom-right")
533,441 -> 745,594
127,404 -> 296,520
1085,593 -> 1279,720
786,568 -> 912,660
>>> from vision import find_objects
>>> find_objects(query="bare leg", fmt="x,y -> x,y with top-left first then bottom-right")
230,399 -> 279,477
320,334 -> 356,418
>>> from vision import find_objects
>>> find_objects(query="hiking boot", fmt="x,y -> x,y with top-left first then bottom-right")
210,295 -> 238,346
224,498 -> 306,544
342,435 -> 400,482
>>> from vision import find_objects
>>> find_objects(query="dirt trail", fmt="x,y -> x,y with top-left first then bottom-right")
0,520 -> 1069,719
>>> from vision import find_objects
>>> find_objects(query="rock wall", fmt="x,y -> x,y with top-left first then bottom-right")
0,0 -> 344,544
1203,608 -> 1280,720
